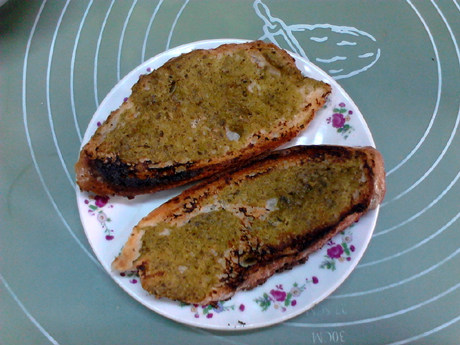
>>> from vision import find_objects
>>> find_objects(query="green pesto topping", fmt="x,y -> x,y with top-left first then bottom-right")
138,156 -> 368,302
218,160 -> 366,245
96,46 -> 319,163
139,210 -> 242,302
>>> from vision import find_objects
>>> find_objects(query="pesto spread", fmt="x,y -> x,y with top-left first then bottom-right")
139,210 -> 242,302
137,157 -> 368,302
96,46 -> 320,163
218,161 -> 366,245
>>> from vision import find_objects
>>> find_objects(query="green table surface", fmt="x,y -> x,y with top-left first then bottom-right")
1,1 -> 459,344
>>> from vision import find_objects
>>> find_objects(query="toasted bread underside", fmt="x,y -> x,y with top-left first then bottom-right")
75,41 -> 331,197
112,145 -> 386,305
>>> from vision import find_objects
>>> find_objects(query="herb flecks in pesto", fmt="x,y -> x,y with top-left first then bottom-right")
136,155 -> 369,302
139,210 -> 242,302
97,46 -> 321,163
218,161 -> 367,246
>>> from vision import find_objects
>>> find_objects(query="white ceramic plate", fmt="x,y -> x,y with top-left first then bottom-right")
77,39 -> 378,330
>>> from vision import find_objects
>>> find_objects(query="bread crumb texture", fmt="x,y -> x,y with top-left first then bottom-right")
95,42 -> 325,163
135,151 -> 370,303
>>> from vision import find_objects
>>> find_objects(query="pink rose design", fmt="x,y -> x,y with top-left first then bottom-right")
95,195 -> 109,208
327,244 -> 344,259
332,113 -> 345,128
270,289 -> 287,302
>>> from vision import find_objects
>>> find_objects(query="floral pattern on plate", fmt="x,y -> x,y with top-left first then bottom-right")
119,270 -> 139,284
327,102 -> 354,139
255,277 -> 319,312
181,301 -> 241,319
320,227 -> 356,271
84,195 -> 115,240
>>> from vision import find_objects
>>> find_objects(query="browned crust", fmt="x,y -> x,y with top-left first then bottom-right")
364,147 -> 386,209
232,204 -> 371,296
75,40 -> 331,197
112,145 -> 386,305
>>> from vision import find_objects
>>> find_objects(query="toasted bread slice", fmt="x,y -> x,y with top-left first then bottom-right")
112,145 -> 385,305
75,41 -> 331,197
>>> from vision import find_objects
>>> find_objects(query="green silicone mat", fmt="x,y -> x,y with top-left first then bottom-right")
1,0 -> 459,344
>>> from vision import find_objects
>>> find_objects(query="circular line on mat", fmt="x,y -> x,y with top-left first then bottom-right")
285,282 -> 460,327
385,0 -> 442,177
165,0 -> 190,50
141,0 -> 164,63
382,0 -> 460,207
385,314 -> 460,345
360,211 -> 459,268
431,0 -> 460,66
70,0 -> 94,143
45,0 -> 74,188
381,103 -> 460,208
93,0 -> 116,107
332,248 -> 459,298
19,1 -> 97,342
22,0 -> 99,267
374,167 -> 460,237
117,0 -> 138,81
0,273 -> 60,345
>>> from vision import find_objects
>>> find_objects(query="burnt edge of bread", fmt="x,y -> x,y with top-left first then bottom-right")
93,158 -> 204,189
221,201 -> 368,291
86,148 -> 271,195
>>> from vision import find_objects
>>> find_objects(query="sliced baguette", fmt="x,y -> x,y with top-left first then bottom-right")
75,41 -> 331,197
112,145 -> 385,305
